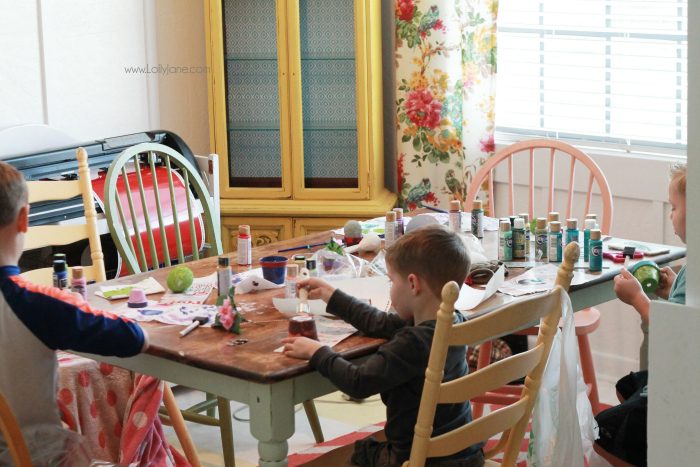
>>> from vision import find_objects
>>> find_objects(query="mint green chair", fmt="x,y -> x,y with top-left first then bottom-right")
103,143 -> 323,465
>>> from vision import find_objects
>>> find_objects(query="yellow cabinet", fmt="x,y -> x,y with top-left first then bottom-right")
205,0 -> 395,250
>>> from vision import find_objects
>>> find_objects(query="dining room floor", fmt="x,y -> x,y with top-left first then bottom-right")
164,378 -> 619,466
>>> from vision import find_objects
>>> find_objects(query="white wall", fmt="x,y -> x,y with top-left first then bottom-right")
0,0 -> 209,156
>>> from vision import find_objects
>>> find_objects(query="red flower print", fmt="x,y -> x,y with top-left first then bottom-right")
434,19 -> 445,31
405,89 -> 442,129
480,134 -> 495,153
424,191 -> 439,206
396,0 -> 414,22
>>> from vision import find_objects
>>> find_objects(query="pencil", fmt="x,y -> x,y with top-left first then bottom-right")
421,205 -> 448,214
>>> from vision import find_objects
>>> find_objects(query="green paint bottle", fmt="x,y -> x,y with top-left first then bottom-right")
548,221 -> 562,262
583,218 -> 596,261
535,217 -> 548,261
499,220 -> 513,261
512,217 -> 525,259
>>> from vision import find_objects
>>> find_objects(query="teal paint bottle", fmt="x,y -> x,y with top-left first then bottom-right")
471,199 -> 484,238
499,220 -> 513,261
548,221 -> 562,262
518,212 -> 531,258
583,218 -> 596,261
565,218 -> 579,246
512,217 -> 526,259
589,229 -> 603,272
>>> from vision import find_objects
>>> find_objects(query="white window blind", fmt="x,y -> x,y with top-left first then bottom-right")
495,0 -> 687,155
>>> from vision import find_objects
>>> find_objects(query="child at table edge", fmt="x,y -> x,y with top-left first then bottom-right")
595,162 -> 687,467
0,161 -> 149,460
282,224 -> 484,467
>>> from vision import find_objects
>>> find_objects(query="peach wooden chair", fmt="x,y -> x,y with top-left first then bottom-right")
465,139 -> 611,416
405,243 -> 579,466
0,392 -> 32,467
23,147 -> 106,285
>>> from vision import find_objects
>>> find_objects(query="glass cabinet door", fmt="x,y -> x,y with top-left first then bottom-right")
222,0 -> 289,192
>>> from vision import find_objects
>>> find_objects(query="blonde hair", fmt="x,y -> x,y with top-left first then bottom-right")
670,162 -> 687,196
385,224 -> 471,298
0,162 -> 28,227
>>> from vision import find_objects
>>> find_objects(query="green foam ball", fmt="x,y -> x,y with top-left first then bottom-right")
167,265 -> 194,293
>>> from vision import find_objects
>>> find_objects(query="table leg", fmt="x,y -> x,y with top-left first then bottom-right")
249,381 -> 295,467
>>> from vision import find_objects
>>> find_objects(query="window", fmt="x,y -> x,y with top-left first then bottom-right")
495,0 -> 687,156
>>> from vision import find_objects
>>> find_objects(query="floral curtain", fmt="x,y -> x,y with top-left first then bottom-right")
395,0 -> 498,211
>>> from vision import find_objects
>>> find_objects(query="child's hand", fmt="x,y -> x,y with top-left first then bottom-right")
614,268 -> 645,307
656,266 -> 677,300
281,337 -> 324,360
296,278 -> 336,303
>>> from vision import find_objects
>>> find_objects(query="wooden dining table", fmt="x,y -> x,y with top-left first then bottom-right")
81,220 -> 685,467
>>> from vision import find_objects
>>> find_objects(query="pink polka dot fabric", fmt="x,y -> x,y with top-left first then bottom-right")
57,352 -> 189,466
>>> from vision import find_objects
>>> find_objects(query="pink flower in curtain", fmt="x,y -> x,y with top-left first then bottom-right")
405,89 -> 442,129
395,0 -> 498,211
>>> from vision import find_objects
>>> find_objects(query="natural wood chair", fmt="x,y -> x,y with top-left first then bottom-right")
102,143 -> 323,466
404,242 -> 579,466
465,139 -> 612,415
0,391 -> 32,467
23,147 -> 106,285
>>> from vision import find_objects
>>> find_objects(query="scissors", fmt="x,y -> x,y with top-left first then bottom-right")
603,250 -> 643,263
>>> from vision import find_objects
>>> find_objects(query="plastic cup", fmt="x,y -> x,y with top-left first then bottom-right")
288,315 -> 318,340
260,256 -> 288,285
631,260 -> 660,294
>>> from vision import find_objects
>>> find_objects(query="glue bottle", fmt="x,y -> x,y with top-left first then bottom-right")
583,218 -> 596,261
471,200 -> 484,238
548,221 -> 562,262
589,229 -> 603,272
535,217 -> 548,261
498,220 -> 513,261
449,200 -> 462,233
237,225 -> 252,266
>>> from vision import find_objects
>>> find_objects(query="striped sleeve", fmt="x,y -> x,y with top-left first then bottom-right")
3,276 -> 144,357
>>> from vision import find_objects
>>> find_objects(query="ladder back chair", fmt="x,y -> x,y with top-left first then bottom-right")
23,147 -> 106,285
102,144 -> 323,466
405,242 -> 579,467
0,391 -> 32,467
465,139 -> 611,415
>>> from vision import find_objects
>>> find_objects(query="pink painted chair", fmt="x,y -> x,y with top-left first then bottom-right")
465,139 -> 613,417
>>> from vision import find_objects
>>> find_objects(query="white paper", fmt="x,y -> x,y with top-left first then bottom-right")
116,302 -> 219,326
158,272 -> 217,305
233,269 -> 285,294
328,276 -> 392,312
455,265 -> 505,311
95,276 -> 165,300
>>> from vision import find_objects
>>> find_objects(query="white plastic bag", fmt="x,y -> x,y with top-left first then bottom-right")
528,293 -> 598,467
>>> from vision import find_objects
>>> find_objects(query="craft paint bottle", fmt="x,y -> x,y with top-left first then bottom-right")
237,225 -> 252,266
449,200 -> 462,233
393,208 -> 405,237
471,200 -> 484,238
286,264 -> 299,298
499,220 -> 513,261
589,229 -> 603,272
70,266 -> 87,300
583,219 -> 596,261
565,218 -> 579,246
512,217 -> 526,259
509,215 -> 517,228
585,213 -> 598,229
294,254 -> 307,270
217,256 -> 232,296
548,221 -> 563,262
384,211 -> 397,248
535,217 -> 548,261
52,260 -> 68,289
305,259 -> 318,277
547,212 -> 560,233
518,212 -> 531,257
